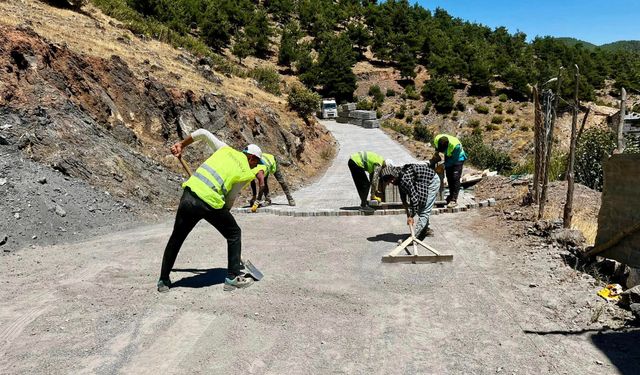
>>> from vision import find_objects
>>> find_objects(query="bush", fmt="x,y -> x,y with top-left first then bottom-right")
386,88 -> 396,97
491,116 -> 504,124
406,115 -> 413,123
498,93 -> 508,102
475,105 -> 490,114
505,118 -> 513,123
468,98 -> 476,105
468,119 -> 481,128
506,105 -> 516,114
455,101 -> 466,111
422,101 -> 432,115
395,104 -> 407,119
414,124 -> 433,143
575,126 -> 616,191
368,85 -> 385,106
405,85 -> 420,100
357,99 -> 374,110
382,119 -> 412,137
287,84 -> 320,119
460,133 -> 514,174
494,104 -> 503,114
249,66 -> 281,95
485,124 -> 500,131
421,78 -> 454,113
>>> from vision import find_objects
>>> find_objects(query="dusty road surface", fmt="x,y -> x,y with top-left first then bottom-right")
2,122 -> 638,374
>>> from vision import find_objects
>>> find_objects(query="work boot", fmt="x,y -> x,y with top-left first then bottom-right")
223,275 -> 254,291
264,197 -> 272,206
447,201 -> 458,209
416,228 -> 434,241
157,278 -> 171,293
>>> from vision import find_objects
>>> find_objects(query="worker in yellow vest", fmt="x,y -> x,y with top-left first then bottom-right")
157,129 -> 266,293
432,134 -> 467,208
348,151 -> 385,212
249,152 -> 296,208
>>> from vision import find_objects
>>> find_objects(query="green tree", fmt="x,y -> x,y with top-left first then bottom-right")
397,43 -> 417,80
245,8 -> 273,58
278,21 -> 303,68
287,83 -> 321,120
421,78 -> 454,113
232,31 -> 252,64
314,34 -> 357,102
575,127 -> 616,191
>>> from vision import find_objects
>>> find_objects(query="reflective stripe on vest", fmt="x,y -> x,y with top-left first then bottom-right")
360,151 -> 368,170
195,164 -> 228,197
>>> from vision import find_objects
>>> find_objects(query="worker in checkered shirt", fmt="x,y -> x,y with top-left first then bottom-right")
380,163 -> 440,240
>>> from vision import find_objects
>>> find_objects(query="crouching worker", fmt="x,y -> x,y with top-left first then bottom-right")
157,129 -> 264,292
348,151 -> 385,212
250,152 -> 296,208
380,163 -> 440,240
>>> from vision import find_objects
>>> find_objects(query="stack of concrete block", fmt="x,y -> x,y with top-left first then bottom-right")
337,103 -> 356,123
348,110 -> 379,128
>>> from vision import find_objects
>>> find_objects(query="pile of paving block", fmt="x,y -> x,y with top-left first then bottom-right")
336,103 -> 380,128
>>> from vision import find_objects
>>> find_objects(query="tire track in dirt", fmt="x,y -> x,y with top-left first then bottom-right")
120,311 -> 216,374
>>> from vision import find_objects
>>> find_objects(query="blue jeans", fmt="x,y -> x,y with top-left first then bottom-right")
415,175 -> 440,237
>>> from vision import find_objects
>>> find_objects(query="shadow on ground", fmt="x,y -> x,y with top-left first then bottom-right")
171,268 -> 227,288
524,327 -> 640,374
367,232 -> 407,243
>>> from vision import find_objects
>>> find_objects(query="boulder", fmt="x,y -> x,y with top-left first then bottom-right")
551,228 -> 586,247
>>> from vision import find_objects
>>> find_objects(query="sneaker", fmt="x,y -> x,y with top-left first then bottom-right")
157,278 -> 171,293
264,198 -> 272,206
447,201 -> 458,208
223,275 -> 254,291
359,205 -> 375,213
288,198 -> 296,206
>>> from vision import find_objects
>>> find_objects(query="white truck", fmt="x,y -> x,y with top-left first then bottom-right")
319,98 -> 338,119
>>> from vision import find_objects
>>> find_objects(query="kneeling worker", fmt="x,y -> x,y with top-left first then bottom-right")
250,151 -> 296,208
380,163 -> 440,240
432,134 -> 467,208
158,129 -> 265,292
348,151 -> 385,211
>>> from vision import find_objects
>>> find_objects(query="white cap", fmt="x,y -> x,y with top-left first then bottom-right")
384,159 -> 395,167
243,144 -> 262,159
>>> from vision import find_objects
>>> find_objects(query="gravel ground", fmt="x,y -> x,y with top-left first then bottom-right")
0,150 -> 148,252
1,212 -> 638,374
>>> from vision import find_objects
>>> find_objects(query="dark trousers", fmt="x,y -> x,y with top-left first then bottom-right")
160,188 -> 243,280
250,169 -> 294,202
348,159 -> 370,206
445,163 -> 464,202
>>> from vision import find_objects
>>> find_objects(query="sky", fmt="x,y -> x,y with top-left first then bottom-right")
415,1 -> 640,45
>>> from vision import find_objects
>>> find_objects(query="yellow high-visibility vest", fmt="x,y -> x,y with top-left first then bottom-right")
183,146 -> 256,209
434,134 -> 462,157
350,151 -> 384,174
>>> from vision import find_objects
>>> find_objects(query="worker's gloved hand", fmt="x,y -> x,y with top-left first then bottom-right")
435,162 -> 445,174
372,196 -> 382,202
407,216 -> 414,227
249,197 -> 256,206
250,201 -> 260,213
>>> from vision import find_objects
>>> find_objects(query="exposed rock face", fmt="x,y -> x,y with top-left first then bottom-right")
0,25 -> 333,250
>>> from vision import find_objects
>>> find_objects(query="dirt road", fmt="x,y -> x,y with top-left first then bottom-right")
2,122 -> 638,374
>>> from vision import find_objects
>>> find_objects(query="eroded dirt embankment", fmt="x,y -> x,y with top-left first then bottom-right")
0,25 -> 334,251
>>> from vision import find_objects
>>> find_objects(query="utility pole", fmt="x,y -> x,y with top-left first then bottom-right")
563,65 -> 580,228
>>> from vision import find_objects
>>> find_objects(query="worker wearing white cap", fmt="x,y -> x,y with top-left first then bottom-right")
158,129 -> 265,293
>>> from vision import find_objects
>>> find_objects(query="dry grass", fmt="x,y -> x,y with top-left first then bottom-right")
542,202 -> 598,245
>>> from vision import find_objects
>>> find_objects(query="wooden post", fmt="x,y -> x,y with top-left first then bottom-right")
616,88 -> 627,153
576,106 -> 591,143
563,65 -> 580,228
538,68 -> 563,220
532,86 -> 542,203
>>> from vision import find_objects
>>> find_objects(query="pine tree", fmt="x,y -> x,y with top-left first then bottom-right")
315,34 -> 357,102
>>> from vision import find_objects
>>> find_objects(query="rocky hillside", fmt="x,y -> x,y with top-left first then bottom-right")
0,3 -> 334,251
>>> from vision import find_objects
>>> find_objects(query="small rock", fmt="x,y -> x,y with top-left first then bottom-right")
38,177 -> 47,184
54,205 -> 66,217
595,360 -> 603,365
529,283 -> 538,288
0,235 -> 7,246
0,178 -> 6,186
14,212 -> 20,219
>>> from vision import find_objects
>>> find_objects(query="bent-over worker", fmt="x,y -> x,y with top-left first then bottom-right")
348,151 -> 385,211
157,129 -> 265,293
250,152 -> 296,208
380,163 -> 440,240
432,134 -> 467,208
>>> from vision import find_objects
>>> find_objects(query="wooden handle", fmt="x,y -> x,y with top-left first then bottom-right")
178,155 -> 192,177
409,225 -> 419,255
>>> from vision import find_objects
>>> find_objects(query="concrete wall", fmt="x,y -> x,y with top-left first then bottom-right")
597,154 -> 640,267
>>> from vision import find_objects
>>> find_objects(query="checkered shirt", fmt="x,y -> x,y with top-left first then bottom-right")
398,163 -> 436,217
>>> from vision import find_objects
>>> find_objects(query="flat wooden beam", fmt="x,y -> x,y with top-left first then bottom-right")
381,255 -> 454,263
